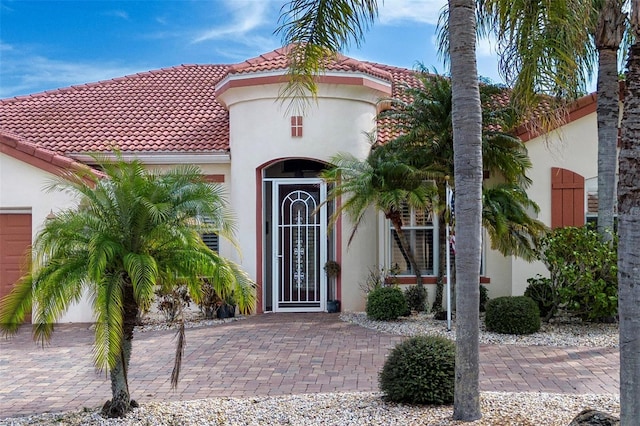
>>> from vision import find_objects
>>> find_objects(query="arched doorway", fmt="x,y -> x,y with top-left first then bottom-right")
262,159 -> 335,312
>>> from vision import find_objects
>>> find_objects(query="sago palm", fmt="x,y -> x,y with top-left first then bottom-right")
321,150 -> 437,287
0,154 -> 256,418
379,72 -> 546,311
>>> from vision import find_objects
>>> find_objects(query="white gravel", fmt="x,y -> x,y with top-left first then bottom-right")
0,392 -> 619,425
340,312 -> 619,347
1,312 -> 620,425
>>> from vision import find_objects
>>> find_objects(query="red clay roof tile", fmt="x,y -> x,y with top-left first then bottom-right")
0,128 -> 100,176
1,64 -> 230,156
1,47 -> 594,164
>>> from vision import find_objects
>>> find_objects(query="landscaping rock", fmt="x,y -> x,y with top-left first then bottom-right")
568,409 -> 619,426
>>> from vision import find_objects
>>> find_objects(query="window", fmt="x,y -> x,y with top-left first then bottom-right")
201,216 -> 219,253
389,205 -> 437,276
202,233 -> 219,252
291,116 -> 303,137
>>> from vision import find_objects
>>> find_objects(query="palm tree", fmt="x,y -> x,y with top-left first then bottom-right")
379,72 -> 546,312
595,0 -> 626,240
320,151 -> 437,287
275,0 -> 378,104
447,0 -> 483,419
276,0 -> 484,420
617,3 -> 640,423
0,154 -> 256,418
479,0 -> 626,240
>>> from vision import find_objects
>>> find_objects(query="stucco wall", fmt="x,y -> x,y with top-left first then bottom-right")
221,82 -> 385,312
0,153 -> 90,322
509,113 -> 599,296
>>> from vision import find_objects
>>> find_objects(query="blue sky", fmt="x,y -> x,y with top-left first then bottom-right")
0,0 -> 504,99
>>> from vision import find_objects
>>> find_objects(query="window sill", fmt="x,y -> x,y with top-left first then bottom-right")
386,276 -> 491,285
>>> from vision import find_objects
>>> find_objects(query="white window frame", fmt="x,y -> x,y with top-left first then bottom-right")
386,206 -> 439,277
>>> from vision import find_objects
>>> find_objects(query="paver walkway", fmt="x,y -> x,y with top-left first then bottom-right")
0,313 -> 619,418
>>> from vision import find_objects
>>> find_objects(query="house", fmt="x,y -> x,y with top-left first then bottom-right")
0,46 -> 603,322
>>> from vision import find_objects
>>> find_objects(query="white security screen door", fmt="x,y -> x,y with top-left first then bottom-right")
272,180 -> 327,312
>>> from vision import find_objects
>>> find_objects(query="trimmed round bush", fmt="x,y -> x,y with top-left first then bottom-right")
366,286 -> 408,321
485,296 -> 541,335
379,336 -> 455,405
524,279 -> 555,318
404,285 -> 428,312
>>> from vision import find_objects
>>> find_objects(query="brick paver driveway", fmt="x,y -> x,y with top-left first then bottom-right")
0,313 -> 619,418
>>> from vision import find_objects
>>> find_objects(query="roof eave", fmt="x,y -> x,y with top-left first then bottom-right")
69,151 -> 231,165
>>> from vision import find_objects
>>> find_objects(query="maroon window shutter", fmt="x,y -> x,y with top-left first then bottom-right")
551,167 -> 585,229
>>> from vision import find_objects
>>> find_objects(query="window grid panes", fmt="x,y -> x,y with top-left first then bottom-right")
389,206 -> 436,276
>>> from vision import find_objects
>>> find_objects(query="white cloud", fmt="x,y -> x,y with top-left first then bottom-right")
378,0 -> 446,26
104,10 -> 129,20
0,40 -> 14,51
476,34 -> 497,58
0,50 -> 144,98
192,0 -> 271,43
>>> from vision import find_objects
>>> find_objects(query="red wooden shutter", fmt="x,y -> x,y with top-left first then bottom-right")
551,167 -> 585,228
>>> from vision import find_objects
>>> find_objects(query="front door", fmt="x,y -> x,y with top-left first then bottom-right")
272,180 -> 327,312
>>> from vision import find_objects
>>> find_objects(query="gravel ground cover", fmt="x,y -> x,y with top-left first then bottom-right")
1,312 -> 620,426
0,392 -> 620,426
340,311 -> 619,347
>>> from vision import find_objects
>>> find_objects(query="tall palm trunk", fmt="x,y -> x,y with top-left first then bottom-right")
432,215 -> 447,312
102,282 -> 139,418
617,33 -> 640,426
449,0 -> 482,421
388,211 -> 423,286
596,0 -> 625,240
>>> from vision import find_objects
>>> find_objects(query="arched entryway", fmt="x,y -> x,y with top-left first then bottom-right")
262,159 -> 336,312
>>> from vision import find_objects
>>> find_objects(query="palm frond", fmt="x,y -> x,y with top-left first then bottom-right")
275,0 -> 378,106
0,274 -> 34,336
93,274 -> 125,372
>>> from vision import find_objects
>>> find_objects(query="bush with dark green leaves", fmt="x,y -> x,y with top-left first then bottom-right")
379,335 -> 455,405
524,276 -> 555,319
366,286 -> 408,321
535,225 -> 618,322
479,284 -> 489,312
485,296 -> 540,335
404,285 -> 428,312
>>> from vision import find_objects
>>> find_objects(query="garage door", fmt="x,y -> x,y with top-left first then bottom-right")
0,214 -> 32,304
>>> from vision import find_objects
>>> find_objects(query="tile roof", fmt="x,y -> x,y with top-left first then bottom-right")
0,46 -> 598,163
0,64 -> 230,155
361,62 -> 424,144
228,45 -> 394,82
0,128 -> 100,177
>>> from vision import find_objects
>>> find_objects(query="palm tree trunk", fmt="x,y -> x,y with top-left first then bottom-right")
432,212 -> 447,312
596,0 -> 624,240
449,0 -> 482,421
102,283 -> 139,418
617,38 -> 640,426
389,216 -> 423,287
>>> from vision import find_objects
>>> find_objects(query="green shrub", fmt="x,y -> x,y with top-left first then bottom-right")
524,276 -> 555,319
535,225 -> 618,322
404,285 -> 428,312
379,336 -> 455,405
479,285 -> 489,312
366,286 -> 408,321
485,296 -> 540,335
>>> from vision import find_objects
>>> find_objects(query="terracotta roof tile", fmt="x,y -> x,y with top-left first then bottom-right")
229,45 -> 394,82
0,64 -> 230,155
1,47 -> 595,163
0,128 -> 99,176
